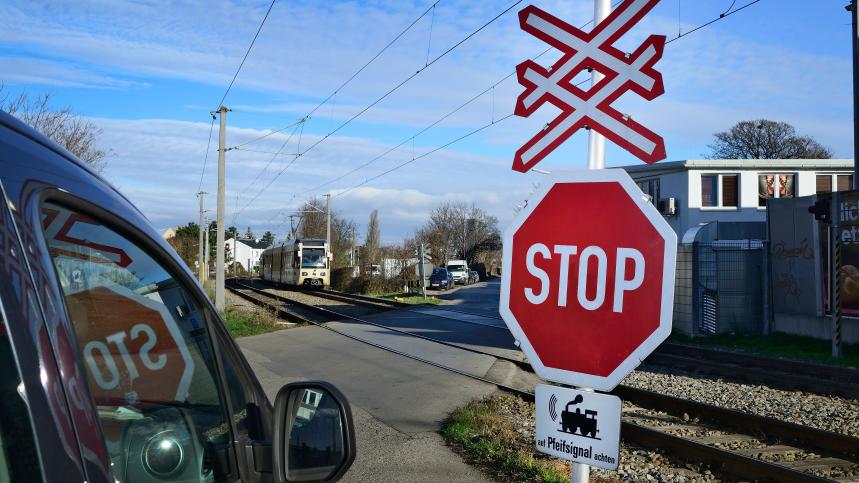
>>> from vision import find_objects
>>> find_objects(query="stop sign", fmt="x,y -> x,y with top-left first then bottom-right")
500,169 -> 676,391
69,282 -> 195,404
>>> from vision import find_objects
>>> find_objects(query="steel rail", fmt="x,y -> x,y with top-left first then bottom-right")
231,281 -> 530,368
226,281 -> 859,481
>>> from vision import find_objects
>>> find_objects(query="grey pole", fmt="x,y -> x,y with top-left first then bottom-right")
326,193 -> 332,258
197,191 -> 206,282
215,105 -> 228,311
574,1 -> 610,481
850,0 -> 859,188
204,216 -> 210,284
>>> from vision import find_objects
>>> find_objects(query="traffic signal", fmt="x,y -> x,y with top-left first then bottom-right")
809,199 -> 831,224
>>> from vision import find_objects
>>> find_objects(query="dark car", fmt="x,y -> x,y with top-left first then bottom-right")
0,110 -> 356,483
428,267 -> 453,290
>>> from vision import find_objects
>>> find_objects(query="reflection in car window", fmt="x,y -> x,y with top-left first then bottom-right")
0,320 -> 42,482
42,202 -> 237,482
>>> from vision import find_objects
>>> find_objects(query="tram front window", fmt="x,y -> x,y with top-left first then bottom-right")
301,248 -> 327,268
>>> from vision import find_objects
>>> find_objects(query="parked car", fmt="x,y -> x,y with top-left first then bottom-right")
429,267 -> 454,290
446,259 -> 469,285
0,110 -> 356,483
468,270 -> 479,284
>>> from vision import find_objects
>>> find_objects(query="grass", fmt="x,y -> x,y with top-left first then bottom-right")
443,397 -> 568,483
219,305 -> 287,338
373,292 -> 443,305
670,331 -> 859,368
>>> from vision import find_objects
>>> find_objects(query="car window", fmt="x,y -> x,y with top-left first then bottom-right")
41,202 -> 237,482
0,319 -> 42,482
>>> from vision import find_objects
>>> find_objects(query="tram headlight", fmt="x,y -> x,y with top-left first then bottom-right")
320,272 -> 326,276
302,272 -> 308,276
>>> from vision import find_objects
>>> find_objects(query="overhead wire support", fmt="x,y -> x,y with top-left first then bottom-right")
241,0 -> 524,223
197,114 -> 217,192
217,0 -> 277,108
323,0 -> 764,199
232,0 -> 441,152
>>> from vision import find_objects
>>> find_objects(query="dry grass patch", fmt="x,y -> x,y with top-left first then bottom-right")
443,395 -> 569,482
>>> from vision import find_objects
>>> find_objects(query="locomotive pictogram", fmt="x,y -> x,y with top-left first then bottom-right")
549,393 -> 601,440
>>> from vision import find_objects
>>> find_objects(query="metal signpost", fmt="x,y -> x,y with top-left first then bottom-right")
506,0 -> 670,480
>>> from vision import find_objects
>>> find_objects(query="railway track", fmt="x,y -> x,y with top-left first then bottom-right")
227,280 -> 859,481
291,285 -> 859,400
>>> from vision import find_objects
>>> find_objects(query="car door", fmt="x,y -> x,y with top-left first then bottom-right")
37,199 -> 259,482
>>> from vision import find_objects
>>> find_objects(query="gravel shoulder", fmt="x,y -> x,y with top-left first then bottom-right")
626,364 -> 859,437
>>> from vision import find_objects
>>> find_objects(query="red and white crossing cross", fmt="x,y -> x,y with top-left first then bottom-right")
512,0 -> 666,173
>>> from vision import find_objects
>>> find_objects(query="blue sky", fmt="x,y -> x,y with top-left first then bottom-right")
2,0 -> 855,242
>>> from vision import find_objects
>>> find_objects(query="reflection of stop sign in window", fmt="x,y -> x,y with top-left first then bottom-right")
500,170 -> 676,391
70,283 -> 194,404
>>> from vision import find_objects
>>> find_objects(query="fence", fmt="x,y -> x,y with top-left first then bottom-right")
674,240 -> 770,336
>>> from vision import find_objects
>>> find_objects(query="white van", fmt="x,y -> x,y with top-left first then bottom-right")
446,259 -> 470,285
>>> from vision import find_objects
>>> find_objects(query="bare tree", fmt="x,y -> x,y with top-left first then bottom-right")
414,201 -> 500,268
295,197 -> 357,269
1,87 -> 109,172
706,119 -> 832,159
364,210 -> 380,268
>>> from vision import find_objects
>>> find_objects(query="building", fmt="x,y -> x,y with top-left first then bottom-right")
621,159 -> 854,238
225,238 -> 269,272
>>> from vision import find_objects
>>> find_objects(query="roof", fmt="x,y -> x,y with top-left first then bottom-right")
235,238 -> 270,249
620,159 -> 854,177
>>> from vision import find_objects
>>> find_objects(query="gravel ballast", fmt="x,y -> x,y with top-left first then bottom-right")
624,365 -> 859,437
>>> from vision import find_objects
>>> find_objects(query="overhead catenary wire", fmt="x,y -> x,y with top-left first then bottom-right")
240,0 -> 525,227
231,121 -> 304,226
230,1 -> 441,151
317,0 -> 765,205
217,0 -> 277,108
270,1 -> 620,233
197,115 -> 217,192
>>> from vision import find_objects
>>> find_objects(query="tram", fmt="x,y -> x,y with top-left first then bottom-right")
260,238 -> 330,287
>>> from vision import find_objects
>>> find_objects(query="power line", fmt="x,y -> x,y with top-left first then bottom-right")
322,0 -> 765,202
218,0 -> 277,107
197,114 -> 217,192
230,1 -> 440,151
240,0 -> 524,223
231,121 -> 304,226
229,117 -> 306,151
668,0 -> 761,44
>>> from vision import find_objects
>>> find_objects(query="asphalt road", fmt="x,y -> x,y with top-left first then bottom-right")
432,278 -> 503,318
238,281 -> 514,482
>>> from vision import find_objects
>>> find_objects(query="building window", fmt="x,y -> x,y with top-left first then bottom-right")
758,174 -> 795,207
636,178 -> 660,206
817,174 -> 853,193
701,174 -> 738,208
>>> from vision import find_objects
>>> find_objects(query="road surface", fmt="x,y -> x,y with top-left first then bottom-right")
239,280 -> 512,482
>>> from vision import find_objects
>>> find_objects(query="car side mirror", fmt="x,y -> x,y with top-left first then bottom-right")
273,381 -> 356,482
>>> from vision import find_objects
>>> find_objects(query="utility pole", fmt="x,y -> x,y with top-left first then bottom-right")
197,191 -> 206,283
325,193 -> 332,258
204,216 -> 210,284
850,0 -> 859,188
215,105 -> 228,311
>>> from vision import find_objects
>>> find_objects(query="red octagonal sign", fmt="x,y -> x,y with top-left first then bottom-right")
500,169 -> 676,391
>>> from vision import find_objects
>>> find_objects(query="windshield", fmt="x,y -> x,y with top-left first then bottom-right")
302,247 -> 327,268
447,264 -> 465,272
431,268 -> 447,277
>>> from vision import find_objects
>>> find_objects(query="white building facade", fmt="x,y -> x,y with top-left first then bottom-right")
225,238 -> 269,272
622,159 -> 854,238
